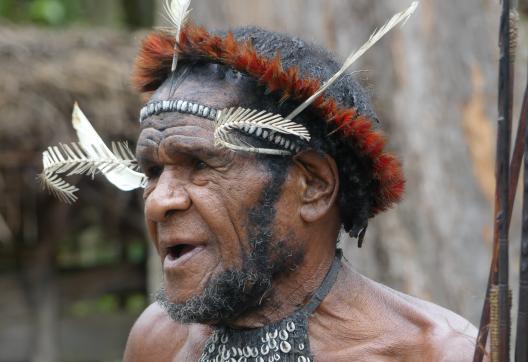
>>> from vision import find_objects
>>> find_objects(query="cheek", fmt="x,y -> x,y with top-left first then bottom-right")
189,186 -> 245,266
266,174 -> 303,244
188,176 -> 264,266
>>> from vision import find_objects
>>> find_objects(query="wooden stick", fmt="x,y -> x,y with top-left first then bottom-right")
474,72 -> 528,362
494,0 -> 512,358
473,1 -> 514,360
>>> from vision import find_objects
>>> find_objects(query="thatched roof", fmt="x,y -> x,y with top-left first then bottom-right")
0,25 -> 147,244
0,25 -> 144,161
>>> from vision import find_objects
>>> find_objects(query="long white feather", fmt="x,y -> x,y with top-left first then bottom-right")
164,0 -> 192,72
286,1 -> 419,121
71,103 -> 146,191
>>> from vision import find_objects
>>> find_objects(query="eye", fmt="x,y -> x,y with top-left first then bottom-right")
145,165 -> 163,179
194,159 -> 209,170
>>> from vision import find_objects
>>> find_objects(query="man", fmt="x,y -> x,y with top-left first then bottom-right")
123,21 -> 478,361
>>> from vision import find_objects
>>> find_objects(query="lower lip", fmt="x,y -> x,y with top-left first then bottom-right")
163,245 -> 206,270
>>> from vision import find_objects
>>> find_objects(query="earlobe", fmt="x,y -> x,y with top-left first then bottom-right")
293,151 -> 339,223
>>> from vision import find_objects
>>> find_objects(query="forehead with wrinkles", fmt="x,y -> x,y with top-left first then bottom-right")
137,69 -> 245,149
136,115 -> 234,164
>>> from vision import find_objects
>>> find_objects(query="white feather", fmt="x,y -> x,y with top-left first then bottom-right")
71,103 -> 146,191
164,0 -> 192,72
286,1 -> 419,121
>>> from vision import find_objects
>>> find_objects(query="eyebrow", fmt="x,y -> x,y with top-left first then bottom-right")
162,134 -> 220,159
136,130 -> 228,164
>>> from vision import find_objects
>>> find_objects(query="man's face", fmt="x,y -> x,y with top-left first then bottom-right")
136,72 -> 303,323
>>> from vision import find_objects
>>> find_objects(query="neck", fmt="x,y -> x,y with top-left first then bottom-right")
226,234 -> 339,329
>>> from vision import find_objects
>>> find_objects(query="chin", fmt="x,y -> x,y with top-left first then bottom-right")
155,265 -> 273,324
161,245 -> 220,303
162,268 -> 214,307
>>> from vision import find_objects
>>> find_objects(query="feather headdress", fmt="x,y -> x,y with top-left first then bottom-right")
132,2 -> 419,216
40,1 -> 417,216
39,104 -> 146,203
214,107 -> 311,155
213,2 -> 418,155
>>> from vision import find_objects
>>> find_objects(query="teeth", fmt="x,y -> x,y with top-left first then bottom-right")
176,100 -> 183,111
256,128 -> 262,137
280,138 -> 286,146
274,136 -> 281,144
243,125 -> 250,132
198,105 -> 204,116
262,130 -> 269,139
209,109 -> 217,119
284,140 -> 290,148
192,103 -> 199,114
148,103 -> 155,115
181,101 -> 188,112
155,102 -> 161,114
203,107 -> 210,117
170,100 -> 176,110
249,125 -> 256,134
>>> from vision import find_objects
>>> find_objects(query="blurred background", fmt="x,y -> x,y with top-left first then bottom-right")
0,0 -> 527,361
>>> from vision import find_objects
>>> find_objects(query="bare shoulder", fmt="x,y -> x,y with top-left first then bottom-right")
370,276 -> 478,361
317,267 -> 479,361
123,303 -> 206,362
123,303 -> 185,361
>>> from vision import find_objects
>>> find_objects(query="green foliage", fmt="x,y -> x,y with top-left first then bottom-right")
0,0 -> 154,28
1,0 -> 76,26
29,0 -> 66,25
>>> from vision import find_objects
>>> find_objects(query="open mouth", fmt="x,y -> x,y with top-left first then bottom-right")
167,244 -> 196,260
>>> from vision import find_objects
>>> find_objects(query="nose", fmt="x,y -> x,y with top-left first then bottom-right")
144,170 -> 192,222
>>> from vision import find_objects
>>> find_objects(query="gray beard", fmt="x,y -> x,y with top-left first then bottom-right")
155,170 -> 304,325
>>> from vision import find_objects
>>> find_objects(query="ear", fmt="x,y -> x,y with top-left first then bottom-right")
292,150 -> 339,223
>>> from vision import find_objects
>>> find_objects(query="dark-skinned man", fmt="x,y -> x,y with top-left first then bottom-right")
121,18 -> 479,361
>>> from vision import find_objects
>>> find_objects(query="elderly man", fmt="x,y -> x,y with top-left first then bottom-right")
122,17 -> 478,362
